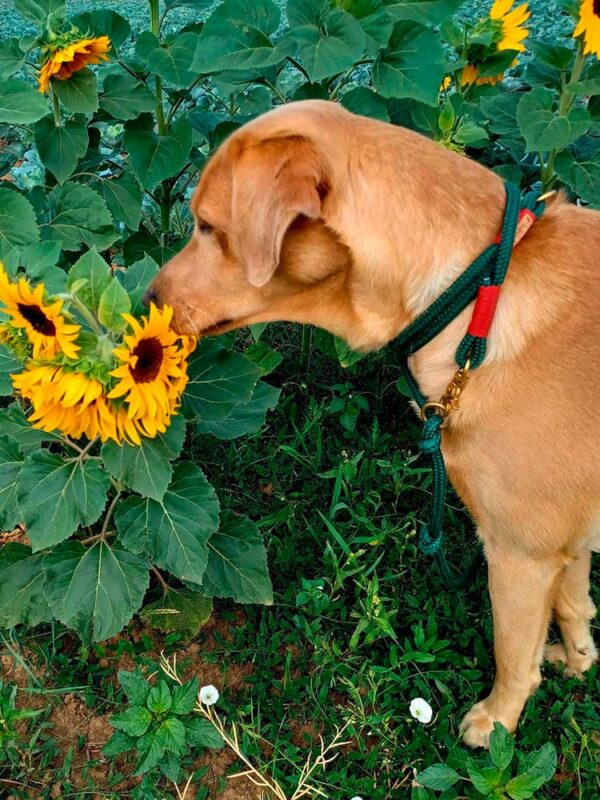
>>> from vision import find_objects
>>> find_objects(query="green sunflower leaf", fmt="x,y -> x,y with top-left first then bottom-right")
141,589 -> 212,640
0,434 -> 24,529
97,277 -> 131,332
34,116 -> 89,185
114,462 -> 220,584
0,188 -> 40,248
0,543 -> 52,629
43,540 -> 150,643
51,68 -> 98,113
373,21 -> 445,106
99,72 -> 157,120
68,247 -> 113,311
0,79 -> 48,124
182,339 -> 262,422
17,450 -> 111,551
41,182 -> 118,252
188,511 -> 273,604
124,114 -> 192,191
0,346 -> 22,397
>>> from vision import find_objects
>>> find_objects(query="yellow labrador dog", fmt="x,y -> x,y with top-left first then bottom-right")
145,100 -> 599,747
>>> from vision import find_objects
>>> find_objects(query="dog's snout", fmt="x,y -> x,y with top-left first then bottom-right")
141,287 -> 158,307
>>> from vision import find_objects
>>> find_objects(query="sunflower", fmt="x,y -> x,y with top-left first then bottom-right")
0,266 -> 80,360
11,365 -> 119,443
38,35 -> 111,93
108,304 -> 192,439
461,0 -> 529,86
491,0 -> 530,53
574,0 -> 600,58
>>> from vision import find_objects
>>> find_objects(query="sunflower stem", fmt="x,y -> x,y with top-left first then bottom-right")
151,566 -> 171,594
540,42 -> 587,191
50,87 -> 62,127
70,295 -> 102,336
62,436 -> 84,454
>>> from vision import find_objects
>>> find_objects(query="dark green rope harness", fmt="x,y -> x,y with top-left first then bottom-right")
396,182 -> 546,590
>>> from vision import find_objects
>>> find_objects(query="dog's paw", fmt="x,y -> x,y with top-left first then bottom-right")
544,642 -> 598,677
459,702 -> 496,748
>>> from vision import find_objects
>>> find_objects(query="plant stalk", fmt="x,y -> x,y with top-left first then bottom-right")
50,87 -> 62,127
541,42 -> 587,191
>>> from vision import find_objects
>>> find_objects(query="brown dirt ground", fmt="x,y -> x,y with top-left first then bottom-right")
0,613 -> 269,800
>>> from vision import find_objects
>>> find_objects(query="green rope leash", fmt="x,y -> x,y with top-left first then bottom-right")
396,183 -> 546,590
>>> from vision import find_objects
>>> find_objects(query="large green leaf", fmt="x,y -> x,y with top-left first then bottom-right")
373,21 -> 445,106
344,0 -> 394,56
184,718 -> 224,753
480,92 -> 522,137
0,345 -> 22,396
0,188 -> 40,248
0,38 -> 25,80
120,254 -> 159,314
100,73 -> 156,120
198,512 -> 273,604
101,170 -> 143,231
67,247 -> 113,310
136,31 -> 200,89
0,543 -> 52,628
70,10 -> 132,50
101,435 -> 173,502
110,706 -> 152,737
196,380 -> 280,439
35,116 -> 88,185
0,434 -> 23,529
383,0 -> 465,24
40,182 -> 118,251
182,340 -> 262,421
0,403 -> 60,452
516,87 -> 590,153
192,0 -> 292,72
555,148 -> 600,205
115,462 -> 220,583
97,277 -> 131,331
289,4 -> 366,82
17,450 -> 111,551
0,80 -> 47,124
141,588 -> 213,639
0,434 -> 23,530
43,540 -> 150,642
124,114 -> 192,190
13,0 -> 65,24
342,86 -> 390,122
52,68 -> 98,113
505,743 -> 557,799
415,763 -> 461,791
489,722 -> 514,771
20,241 -> 61,276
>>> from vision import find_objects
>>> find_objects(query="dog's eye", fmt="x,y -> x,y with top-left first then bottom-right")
197,220 -> 213,236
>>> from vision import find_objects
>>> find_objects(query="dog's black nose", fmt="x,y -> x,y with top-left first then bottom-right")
142,288 -> 158,307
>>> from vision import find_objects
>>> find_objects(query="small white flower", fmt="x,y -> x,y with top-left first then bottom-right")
199,684 -> 219,706
350,797 -> 364,800
409,697 -> 433,724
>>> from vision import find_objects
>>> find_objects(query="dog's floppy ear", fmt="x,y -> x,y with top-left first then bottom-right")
231,135 -> 325,288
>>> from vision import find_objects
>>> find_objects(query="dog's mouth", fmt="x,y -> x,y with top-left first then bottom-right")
197,318 -> 235,337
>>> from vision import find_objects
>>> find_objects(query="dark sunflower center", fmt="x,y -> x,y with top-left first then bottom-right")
594,0 -> 600,17
130,337 -> 163,383
17,303 -> 56,336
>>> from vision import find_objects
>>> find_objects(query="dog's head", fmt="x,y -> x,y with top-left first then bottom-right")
146,110 -> 355,341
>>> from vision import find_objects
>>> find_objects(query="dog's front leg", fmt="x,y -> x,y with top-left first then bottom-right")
460,542 -> 564,748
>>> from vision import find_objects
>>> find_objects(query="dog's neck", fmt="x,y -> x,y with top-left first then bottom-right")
319,132 -> 506,395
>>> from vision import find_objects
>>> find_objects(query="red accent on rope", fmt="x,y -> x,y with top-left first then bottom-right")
467,285 -> 502,338
493,208 -> 536,246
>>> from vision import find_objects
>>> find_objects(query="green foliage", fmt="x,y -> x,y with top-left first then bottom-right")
104,669 -> 223,778
415,724 -> 557,798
